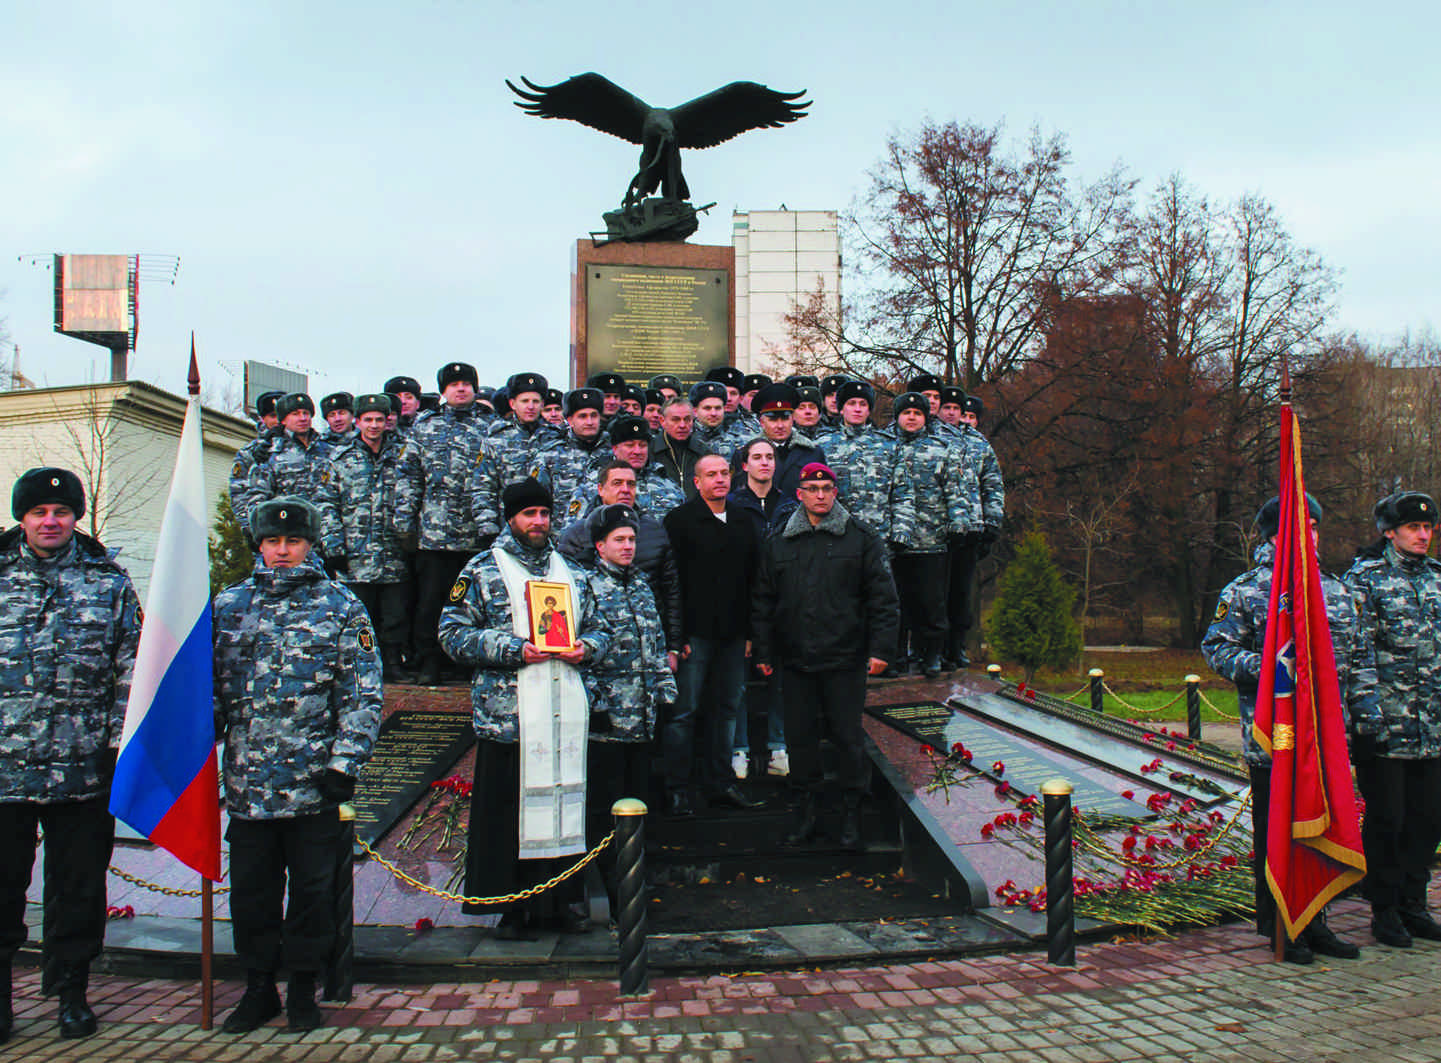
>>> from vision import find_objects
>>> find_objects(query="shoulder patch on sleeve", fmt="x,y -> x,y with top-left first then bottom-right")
358,627 -> 375,652
569,499 -> 582,517
1213,600 -> 1229,622
449,575 -> 471,604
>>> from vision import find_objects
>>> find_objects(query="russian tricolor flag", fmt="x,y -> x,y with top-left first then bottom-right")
109,373 -> 223,881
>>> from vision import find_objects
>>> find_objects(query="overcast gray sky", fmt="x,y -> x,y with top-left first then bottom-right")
3,0 -> 1436,404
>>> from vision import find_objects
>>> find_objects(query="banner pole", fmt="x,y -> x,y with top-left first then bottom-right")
201,877 -> 214,1029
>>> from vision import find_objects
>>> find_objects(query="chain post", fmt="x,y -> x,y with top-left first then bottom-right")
1089,668 -> 1104,714
986,663 -> 1002,683
1185,674 -> 1202,740
1042,778 -> 1076,967
612,798 -> 649,997
324,802 -> 356,1003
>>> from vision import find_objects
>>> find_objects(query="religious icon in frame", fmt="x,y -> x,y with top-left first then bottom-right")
526,580 -> 578,653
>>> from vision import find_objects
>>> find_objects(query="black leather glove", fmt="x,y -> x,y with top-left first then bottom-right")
317,769 -> 356,803
98,748 -> 118,787
976,527 -> 999,560
1349,733 -> 1383,763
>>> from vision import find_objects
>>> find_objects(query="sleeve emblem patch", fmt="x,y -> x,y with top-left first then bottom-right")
449,576 -> 471,604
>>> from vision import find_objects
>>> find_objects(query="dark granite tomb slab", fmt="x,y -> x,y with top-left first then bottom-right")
352,710 -> 475,849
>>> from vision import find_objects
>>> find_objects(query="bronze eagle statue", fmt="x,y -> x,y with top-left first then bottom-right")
507,73 -> 810,210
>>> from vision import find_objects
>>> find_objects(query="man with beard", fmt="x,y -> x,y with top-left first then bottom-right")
440,479 -> 607,939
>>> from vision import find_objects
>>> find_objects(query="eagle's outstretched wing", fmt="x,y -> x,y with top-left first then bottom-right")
506,73 -> 651,145
669,82 -> 810,149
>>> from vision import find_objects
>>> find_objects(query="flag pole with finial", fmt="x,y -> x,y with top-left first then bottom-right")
190,334 -> 216,1030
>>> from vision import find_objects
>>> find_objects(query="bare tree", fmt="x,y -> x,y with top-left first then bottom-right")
35,387 -> 167,541
786,119 -> 1134,391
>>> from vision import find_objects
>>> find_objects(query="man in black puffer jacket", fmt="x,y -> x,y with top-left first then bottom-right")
752,461 -> 899,851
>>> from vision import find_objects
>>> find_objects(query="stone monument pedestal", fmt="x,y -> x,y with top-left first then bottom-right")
570,239 -> 735,388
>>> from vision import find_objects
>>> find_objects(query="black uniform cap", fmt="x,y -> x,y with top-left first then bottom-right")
565,388 -> 604,416
785,374 -> 820,389
689,381 -> 727,405
939,385 -> 967,407
836,380 -> 875,408
589,503 -> 639,544
820,373 -> 851,395
796,386 -> 822,408
320,392 -> 353,415
587,372 -> 627,395
609,415 -> 651,445
1376,491 -> 1439,531
622,383 -> 646,405
705,366 -> 744,389
644,388 -> 666,407
754,382 -> 800,415
648,374 -> 682,392
1255,493 -> 1323,538
506,372 -> 548,399
355,393 -> 393,417
275,393 -> 315,419
907,373 -> 944,394
384,376 -> 421,398
963,395 -> 986,417
544,388 -> 564,407
893,392 -> 930,417
12,467 -> 85,520
253,496 -> 320,542
255,390 -> 286,417
741,373 -> 772,394
437,363 -> 478,390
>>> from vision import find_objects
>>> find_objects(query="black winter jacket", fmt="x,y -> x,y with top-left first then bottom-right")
663,496 -> 758,641
751,501 -> 899,673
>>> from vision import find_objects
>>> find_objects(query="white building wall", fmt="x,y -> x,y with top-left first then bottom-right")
732,209 -> 841,376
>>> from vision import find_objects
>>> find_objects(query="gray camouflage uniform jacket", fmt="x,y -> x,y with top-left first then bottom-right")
243,430 -> 338,538
814,422 -> 894,534
582,558 -> 678,741
882,425 -> 980,552
1202,542 -> 1379,765
0,528 -> 141,802
229,425 -> 280,533
693,420 -> 744,463
1343,543 -> 1441,758
932,420 -> 1005,531
409,402 -> 490,551
537,430 -> 611,532
318,432 -> 423,583
471,418 -> 566,543
437,528 -> 610,743
212,557 -> 383,819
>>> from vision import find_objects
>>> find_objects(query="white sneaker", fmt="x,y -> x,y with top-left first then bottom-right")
767,750 -> 790,777
731,751 -> 749,780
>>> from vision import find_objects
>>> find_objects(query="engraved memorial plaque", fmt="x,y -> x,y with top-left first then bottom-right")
586,264 -> 729,381
351,711 -> 475,850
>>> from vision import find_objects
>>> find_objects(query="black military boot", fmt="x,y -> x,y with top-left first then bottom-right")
839,793 -> 863,851
783,793 -> 818,846
381,646 -> 414,684
414,655 -> 442,687
55,964 -> 97,1039
1,962 -> 13,1046
221,969 -> 281,1034
1372,907 -> 1413,948
921,650 -> 944,679
1305,911 -> 1360,959
286,970 -> 323,1032
1399,904 -> 1441,941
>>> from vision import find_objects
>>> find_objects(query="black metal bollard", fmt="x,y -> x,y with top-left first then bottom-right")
1042,779 -> 1076,967
612,798 -> 649,996
986,663 -> 1002,683
1089,668 -> 1104,715
323,802 -> 356,1002
1185,674 -> 1202,741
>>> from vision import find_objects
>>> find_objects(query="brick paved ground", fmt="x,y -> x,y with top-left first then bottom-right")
7,893 -> 1441,1061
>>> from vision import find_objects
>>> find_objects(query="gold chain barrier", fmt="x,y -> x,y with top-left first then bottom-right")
1197,687 -> 1240,720
108,865 -> 230,897
1099,681 -> 1185,715
355,830 -> 614,905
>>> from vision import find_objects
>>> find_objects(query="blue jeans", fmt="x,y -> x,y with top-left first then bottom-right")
733,668 -> 786,754
665,635 -> 746,794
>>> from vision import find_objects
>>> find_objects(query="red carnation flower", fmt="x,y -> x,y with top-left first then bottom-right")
992,761 -> 1006,776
